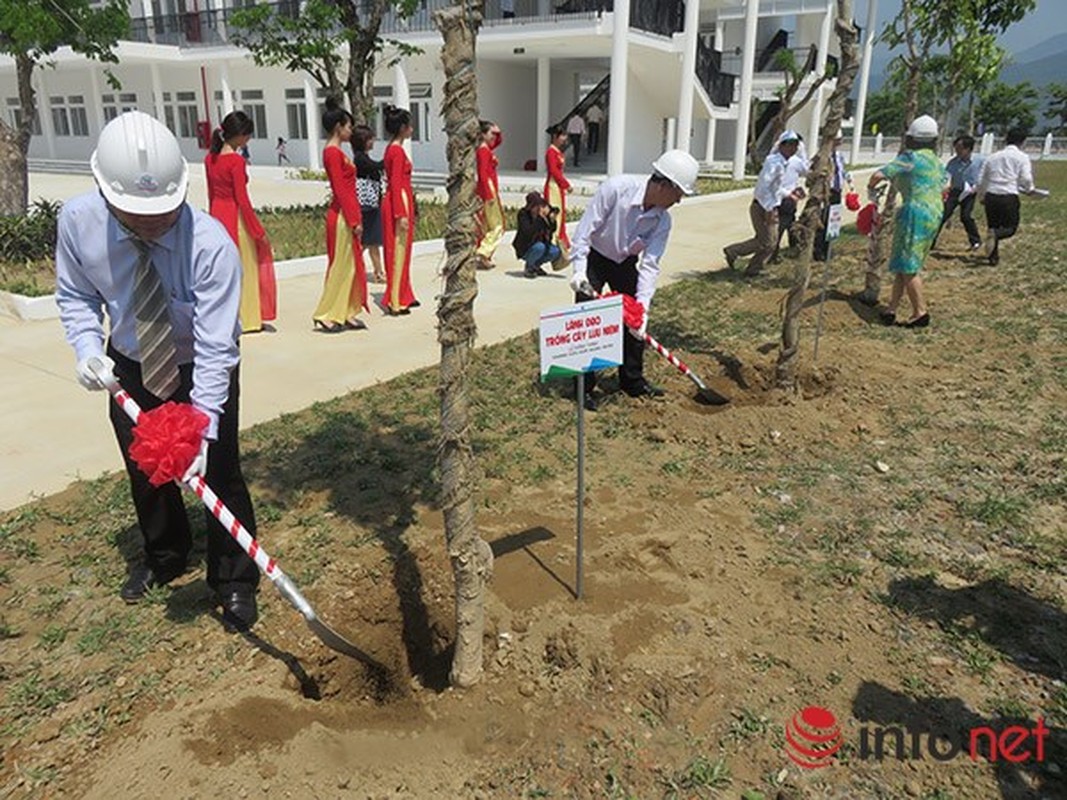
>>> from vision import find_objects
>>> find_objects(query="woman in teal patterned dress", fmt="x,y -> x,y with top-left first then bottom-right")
868,114 -> 946,328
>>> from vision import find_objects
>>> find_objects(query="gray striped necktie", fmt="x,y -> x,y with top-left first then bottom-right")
132,239 -> 181,399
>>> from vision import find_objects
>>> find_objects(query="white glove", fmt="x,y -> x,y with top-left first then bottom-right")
628,319 -> 648,341
76,355 -> 116,391
569,273 -> 594,297
182,438 -> 210,484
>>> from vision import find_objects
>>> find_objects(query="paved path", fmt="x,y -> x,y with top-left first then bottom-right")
2,169 -> 825,510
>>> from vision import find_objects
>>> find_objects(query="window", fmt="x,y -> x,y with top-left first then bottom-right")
102,92 -> 138,122
68,95 -> 90,136
409,83 -> 432,143
240,89 -> 267,139
176,90 -> 199,138
285,87 -> 307,140
371,86 -> 392,140
50,96 -> 70,136
6,97 -> 41,135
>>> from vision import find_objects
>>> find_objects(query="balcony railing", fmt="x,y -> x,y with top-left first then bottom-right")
695,36 -> 737,108
125,0 -> 693,48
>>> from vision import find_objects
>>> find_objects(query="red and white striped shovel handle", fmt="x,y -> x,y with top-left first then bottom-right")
642,332 -> 710,392
87,358 -> 315,621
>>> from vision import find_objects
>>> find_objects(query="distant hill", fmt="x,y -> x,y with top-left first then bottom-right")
1005,32 -> 1067,69
1001,51 -> 1066,89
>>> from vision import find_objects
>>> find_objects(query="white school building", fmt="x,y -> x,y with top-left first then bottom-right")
0,0 -> 879,180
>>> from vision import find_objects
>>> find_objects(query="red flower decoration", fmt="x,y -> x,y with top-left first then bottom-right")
128,402 -> 209,486
856,203 -> 879,236
845,192 -> 861,211
604,291 -> 646,330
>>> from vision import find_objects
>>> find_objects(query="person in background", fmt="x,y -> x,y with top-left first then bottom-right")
723,130 -> 803,277
813,131 -> 854,262
55,111 -> 260,631
977,127 -> 1034,266
205,110 -> 277,334
867,114 -> 945,328
544,123 -> 572,266
275,136 -> 290,166
238,144 -> 250,163
352,124 -> 386,283
933,135 -> 984,252
513,192 -> 562,278
475,119 -> 505,270
569,149 -> 699,409
585,103 -> 604,154
311,99 -> 368,333
566,113 -> 585,168
500,0 -> 515,18
382,104 -> 420,315
773,135 -> 809,262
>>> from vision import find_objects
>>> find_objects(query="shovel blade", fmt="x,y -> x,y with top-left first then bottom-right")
696,387 -> 731,406
306,615 -> 384,668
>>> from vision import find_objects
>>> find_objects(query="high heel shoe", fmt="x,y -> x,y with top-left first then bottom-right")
903,312 -> 930,329
313,319 -> 345,333
384,307 -> 411,317
344,318 -> 368,331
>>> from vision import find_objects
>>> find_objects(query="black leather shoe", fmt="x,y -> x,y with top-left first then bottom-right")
623,381 -> 666,399
120,563 -> 169,603
219,588 -> 258,632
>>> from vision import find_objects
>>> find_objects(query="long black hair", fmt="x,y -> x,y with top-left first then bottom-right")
322,97 -> 354,137
352,124 -> 375,152
210,110 -> 254,155
384,104 -> 412,137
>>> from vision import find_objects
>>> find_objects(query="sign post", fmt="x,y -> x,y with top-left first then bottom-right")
539,295 -> 623,599
813,203 -> 842,364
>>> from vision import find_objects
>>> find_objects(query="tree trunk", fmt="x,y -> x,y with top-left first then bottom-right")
776,0 -> 858,390
342,0 -> 388,125
434,0 -> 493,690
0,54 -> 38,216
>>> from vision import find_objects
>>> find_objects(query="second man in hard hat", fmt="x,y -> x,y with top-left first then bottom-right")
568,148 -> 699,409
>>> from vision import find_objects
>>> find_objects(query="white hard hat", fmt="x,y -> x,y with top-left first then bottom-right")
907,114 -> 939,139
651,149 -> 699,195
91,111 -> 188,215
778,129 -> 801,145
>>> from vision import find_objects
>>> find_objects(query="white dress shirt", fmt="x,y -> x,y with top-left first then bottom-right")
55,191 -> 243,438
753,151 -> 790,211
570,174 -> 672,310
782,151 -> 810,195
567,115 -> 586,136
978,144 -> 1034,197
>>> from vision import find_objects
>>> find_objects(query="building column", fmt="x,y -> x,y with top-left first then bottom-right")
607,0 -> 630,174
219,62 -> 235,116
675,0 -> 701,152
150,63 -> 165,122
142,0 -> 156,45
303,76 -> 320,171
806,1 -> 834,148
35,70 -> 57,159
732,0 -> 759,180
87,68 -> 107,137
666,118 -> 677,151
537,57 -> 550,146
705,116 -> 718,163
394,61 -> 411,158
850,0 -> 878,165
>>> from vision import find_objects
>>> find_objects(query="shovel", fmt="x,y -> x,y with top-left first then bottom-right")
88,357 -> 371,662
585,285 -> 730,405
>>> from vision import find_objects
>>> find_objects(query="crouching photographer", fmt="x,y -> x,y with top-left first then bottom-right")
513,191 -> 564,278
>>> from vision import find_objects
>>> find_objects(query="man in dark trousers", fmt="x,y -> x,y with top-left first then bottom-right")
568,149 -> 699,410
977,127 -> 1034,265
934,134 -> 984,251
55,111 -> 260,631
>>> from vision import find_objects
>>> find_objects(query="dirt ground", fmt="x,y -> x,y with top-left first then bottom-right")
1,164 -> 1065,799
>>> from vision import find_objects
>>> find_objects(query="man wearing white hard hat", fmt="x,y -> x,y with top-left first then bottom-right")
723,130 -> 804,277
55,111 -> 261,631
569,148 -> 698,409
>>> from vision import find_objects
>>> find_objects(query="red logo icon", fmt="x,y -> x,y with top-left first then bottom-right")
784,706 -> 843,769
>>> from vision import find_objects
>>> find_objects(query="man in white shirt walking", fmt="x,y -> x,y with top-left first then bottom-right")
569,149 -> 699,408
567,113 -> 586,167
724,130 -> 805,277
586,103 -> 604,154
977,127 -> 1034,265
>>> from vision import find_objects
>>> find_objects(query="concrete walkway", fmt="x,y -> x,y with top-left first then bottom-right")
1,169 -> 830,511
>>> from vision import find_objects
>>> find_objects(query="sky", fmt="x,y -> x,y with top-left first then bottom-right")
868,0 -> 1067,63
